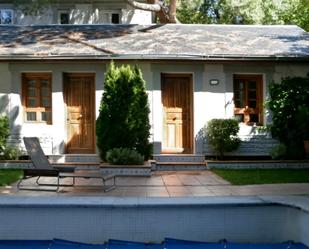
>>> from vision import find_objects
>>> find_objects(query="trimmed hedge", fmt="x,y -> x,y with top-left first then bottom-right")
204,118 -> 240,159
106,148 -> 144,165
96,63 -> 152,161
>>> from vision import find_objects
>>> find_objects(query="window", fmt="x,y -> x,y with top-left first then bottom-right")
100,11 -> 121,24
111,13 -> 120,24
0,9 -> 13,24
233,75 -> 263,125
22,73 -> 52,124
58,11 -> 70,24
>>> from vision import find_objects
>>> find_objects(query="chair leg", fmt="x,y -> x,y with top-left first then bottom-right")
36,176 -> 41,185
56,176 -> 60,193
18,176 -> 59,192
36,176 -> 73,187
103,176 -> 116,192
17,176 -> 25,190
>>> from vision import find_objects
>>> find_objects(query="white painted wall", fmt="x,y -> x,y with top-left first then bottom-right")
0,63 -> 11,115
1,61 -> 308,155
273,64 -> 309,82
123,8 -> 153,24
0,3 -> 153,24
3,62 -> 106,154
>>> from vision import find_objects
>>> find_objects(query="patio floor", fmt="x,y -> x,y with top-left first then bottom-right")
1,170 -> 309,197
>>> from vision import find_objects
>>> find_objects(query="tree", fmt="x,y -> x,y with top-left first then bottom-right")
177,0 -> 309,31
267,75 -> 309,159
125,0 -> 178,23
13,0 -> 50,15
96,62 -> 152,161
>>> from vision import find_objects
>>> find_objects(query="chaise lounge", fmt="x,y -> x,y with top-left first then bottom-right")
18,137 -> 116,192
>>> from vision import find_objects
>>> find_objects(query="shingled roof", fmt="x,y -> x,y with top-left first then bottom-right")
0,24 -> 308,61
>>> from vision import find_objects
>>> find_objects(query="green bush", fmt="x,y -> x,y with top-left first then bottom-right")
267,75 -> 309,159
106,148 -> 144,165
0,116 -> 10,154
0,115 -> 22,160
204,118 -> 240,159
270,143 -> 287,160
96,62 -> 152,161
2,146 -> 22,160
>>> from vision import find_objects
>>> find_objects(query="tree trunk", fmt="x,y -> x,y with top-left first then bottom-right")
125,0 -> 179,23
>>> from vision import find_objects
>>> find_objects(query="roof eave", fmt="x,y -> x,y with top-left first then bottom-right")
0,54 -> 309,62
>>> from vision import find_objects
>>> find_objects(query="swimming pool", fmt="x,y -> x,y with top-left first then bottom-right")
0,238 -> 308,249
0,196 -> 308,246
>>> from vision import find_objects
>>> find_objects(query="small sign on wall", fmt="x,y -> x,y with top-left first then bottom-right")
209,79 -> 219,85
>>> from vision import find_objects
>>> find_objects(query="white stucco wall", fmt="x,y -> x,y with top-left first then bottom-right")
0,3 -> 153,25
0,63 -> 11,115
123,8 -> 153,24
1,61 -> 308,155
273,64 -> 309,82
5,62 -> 106,154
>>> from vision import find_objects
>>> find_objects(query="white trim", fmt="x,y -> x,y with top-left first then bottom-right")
58,10 -> 70,25
102,10 -> 121,24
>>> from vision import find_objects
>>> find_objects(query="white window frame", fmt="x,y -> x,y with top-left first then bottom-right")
58,10 -> 70,24
102,10 -> 121,24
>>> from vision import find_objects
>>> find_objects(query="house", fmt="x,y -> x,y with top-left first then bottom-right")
0,0 -> 153,25
0,24 -> 308,158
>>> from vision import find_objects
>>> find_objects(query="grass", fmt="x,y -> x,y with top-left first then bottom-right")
212,168 -> 309,185
0,169 -> 23,186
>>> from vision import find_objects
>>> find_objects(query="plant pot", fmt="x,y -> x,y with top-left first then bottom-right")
304,140 -> 309,157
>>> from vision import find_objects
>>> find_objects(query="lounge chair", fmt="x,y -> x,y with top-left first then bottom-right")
18,137 -> 116,192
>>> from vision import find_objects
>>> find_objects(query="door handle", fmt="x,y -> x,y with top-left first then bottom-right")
173,117 -> 177,121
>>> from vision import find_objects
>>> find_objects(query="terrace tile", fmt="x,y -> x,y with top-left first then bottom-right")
2,170 -> 309,197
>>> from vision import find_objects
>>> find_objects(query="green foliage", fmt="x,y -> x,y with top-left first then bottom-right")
204,118 -> 241,159
267,75 -> 309,159
270,143 -> 287,160
13,0 -> 50,15
2,146 -> 22,160
106,147 -> 144,165
96,62 -> 152,161
177,0 -> 309,31
0,169 -> 23,186
212,168 -> 309,185
0,115 -> 22,160
0,116 -> 10,155
177,0 -> 212,24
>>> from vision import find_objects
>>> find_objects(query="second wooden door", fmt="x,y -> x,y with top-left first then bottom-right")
64,73 -> 95,154
161,74 -> 193,154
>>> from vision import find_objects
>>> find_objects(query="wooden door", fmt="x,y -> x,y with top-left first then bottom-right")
161,74 -> 193,154
64,73 -> 95,154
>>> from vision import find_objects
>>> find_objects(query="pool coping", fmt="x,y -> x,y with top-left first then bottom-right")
0,195 -> 308,213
